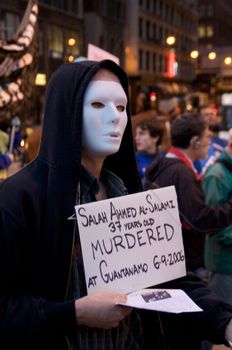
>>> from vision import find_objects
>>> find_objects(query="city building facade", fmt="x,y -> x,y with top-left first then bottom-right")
124,0 -> 198,112
1,0 -> 201,121
194,0 -> 232,123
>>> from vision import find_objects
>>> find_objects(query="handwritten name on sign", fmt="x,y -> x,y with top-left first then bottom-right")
75,186 -> 186,295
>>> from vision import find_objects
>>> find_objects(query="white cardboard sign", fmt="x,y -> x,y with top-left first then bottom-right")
75,186 -> 186,295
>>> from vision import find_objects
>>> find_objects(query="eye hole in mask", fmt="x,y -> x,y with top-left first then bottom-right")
91,102 -> 104,109
91,101 -> 126,112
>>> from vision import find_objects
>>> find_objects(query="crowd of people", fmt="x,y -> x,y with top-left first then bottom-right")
133,101 -> 232,349
0,59 -> 232,350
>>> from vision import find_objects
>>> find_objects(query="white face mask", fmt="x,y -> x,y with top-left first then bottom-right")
82,80 -> 128,157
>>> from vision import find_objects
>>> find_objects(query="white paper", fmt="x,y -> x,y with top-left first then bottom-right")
117,288 -> 203,314
75,186 -> 186,295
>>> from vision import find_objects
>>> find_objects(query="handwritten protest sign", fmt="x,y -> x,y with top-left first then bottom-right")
75,186 -> 186,295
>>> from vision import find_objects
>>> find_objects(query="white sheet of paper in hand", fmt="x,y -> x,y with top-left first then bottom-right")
117,289 -> 203,314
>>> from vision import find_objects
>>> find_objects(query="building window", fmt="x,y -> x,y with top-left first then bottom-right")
116,1 -> 122,18
107,0 -> 115,17
198,25 -> 214,38
99,35 -> 105,49
40,0 -> 65,10
153,0 -> 157,13
199,4 -> 213,17
146,21 -> 150,40
153,23 -> 157,40
153,52 -> 156,72
165,3 -> 169,19
139,17 -> 143,38
165,28 -> 168,39
146,0 -> 150,11
139,49 -> 143,70
110,37 -> 115,52
158,0 -> 163,16
164,55 -> 168,73
68,0 -> 79,14
198,25 -> 205,38
39,29 -> 44,56
48,25 -> 63,58
3,12 -> 20,40
170,6 -> 174,22
206,5 -> 213,17
159,54 -> 163,73
198,5 -> 205,16
159,25 -> 163,42
146,51 -> 150,70
206,25 -> 213,37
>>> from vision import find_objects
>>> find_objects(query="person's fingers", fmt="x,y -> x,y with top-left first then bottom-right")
114,293 -> 127,304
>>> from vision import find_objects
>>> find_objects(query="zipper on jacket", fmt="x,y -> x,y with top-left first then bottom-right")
65,182 -> 80,301
64,223 -> 75,350
65,336 -> 71,350
65,223 -> 76,301
158,312 -> 167,350
64,183 -> 80,349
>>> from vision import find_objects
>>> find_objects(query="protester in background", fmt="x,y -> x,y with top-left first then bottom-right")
134,119 -> 164,178
194,105 -> 227,175
201,130 -> 232,350
169,98 -> 186,124
202,133 -> 232,304
1,61 -> 232,350
0,129 -> 13,181
143,112 -> 232,279
135,89 -> 147,113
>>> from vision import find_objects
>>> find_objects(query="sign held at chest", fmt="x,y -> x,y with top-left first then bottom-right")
75,186 -> 186,295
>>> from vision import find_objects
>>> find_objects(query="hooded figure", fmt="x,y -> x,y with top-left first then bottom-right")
1,60 -> 232,350
0,60 -> 142,349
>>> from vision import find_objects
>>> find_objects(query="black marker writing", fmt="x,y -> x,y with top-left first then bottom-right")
146,194 -> 175,213
110,202 -> 137,221
91,224 -> 175,260
77,207 -> 108,227
99,259 -> 148,283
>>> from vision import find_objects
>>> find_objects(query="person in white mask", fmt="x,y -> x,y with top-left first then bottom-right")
0,60 -> 232,350
81,68 -> 128,201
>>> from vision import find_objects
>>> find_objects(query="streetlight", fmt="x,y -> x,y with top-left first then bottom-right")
166,35 -> 176,46
190,50 -> 199,59
208,51 -> 216,60
67,55 -> 74,63
68,38 -> 76,46
224,56 -> 232,65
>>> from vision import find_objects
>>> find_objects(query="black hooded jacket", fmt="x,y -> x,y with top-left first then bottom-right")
0,60 -> 142,349
0,60 -> 232,350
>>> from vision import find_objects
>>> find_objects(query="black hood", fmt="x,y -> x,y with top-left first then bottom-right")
38,59 -> 141,194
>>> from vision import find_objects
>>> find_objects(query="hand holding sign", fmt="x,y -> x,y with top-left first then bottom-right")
75,186 -> 186,295
74,292 -> 132,329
